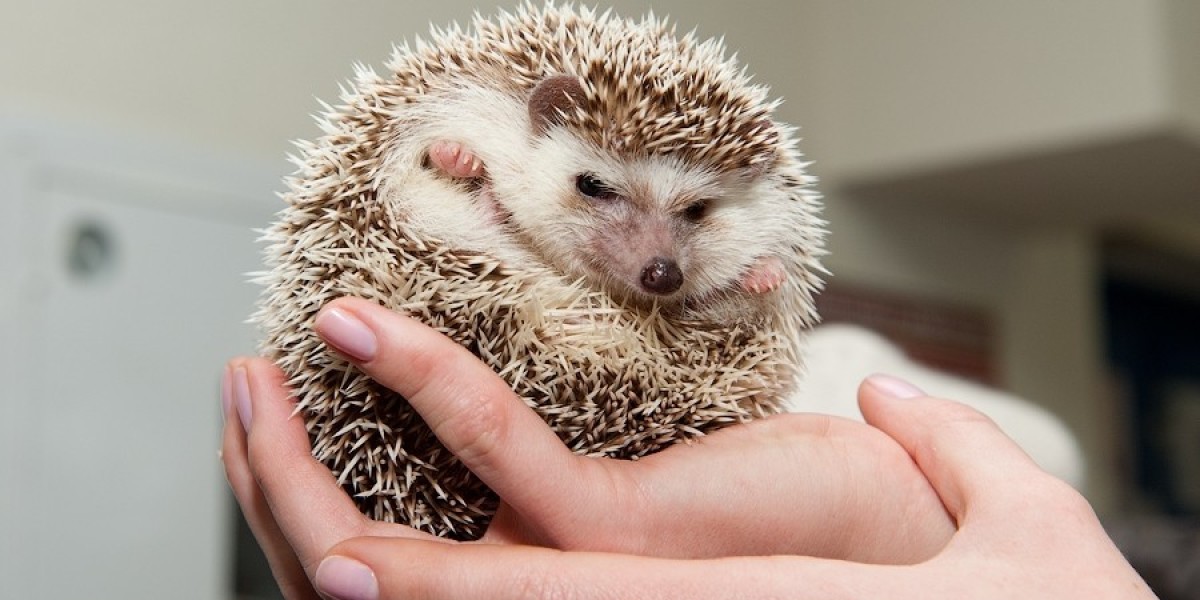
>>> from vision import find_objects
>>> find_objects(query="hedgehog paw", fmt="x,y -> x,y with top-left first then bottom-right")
740,255 -> 786,294
428,140 -> 486,179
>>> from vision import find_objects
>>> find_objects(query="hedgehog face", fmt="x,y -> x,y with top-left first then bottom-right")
419,74 -> 796,311
399,62 -> 806,313
487,124 -> 785,310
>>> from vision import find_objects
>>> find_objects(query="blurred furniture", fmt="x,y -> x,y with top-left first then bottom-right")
790,323 -> 1086,489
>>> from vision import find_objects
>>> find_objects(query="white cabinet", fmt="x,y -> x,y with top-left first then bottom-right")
0,120 -> 279,599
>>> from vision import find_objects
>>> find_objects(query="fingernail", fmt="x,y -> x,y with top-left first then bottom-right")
316,555 -> 379,600
220,365 -> 233,423
316,307 -> 378,362
866,373 -> 925,399
233,366 -> 252,432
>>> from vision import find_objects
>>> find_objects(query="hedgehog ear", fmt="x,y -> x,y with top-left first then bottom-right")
744,151 -> 776,180
528,75 -> 587,136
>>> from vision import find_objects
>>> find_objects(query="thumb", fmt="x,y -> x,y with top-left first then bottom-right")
857,374 -> 1053,522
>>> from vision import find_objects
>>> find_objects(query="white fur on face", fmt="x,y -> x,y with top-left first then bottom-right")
494,129 -> 792,304
378,80 -> 798,306
376,84 -> 533,262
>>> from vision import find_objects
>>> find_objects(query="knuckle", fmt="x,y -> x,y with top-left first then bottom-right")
913,399 -> 1000,446
603,468 -> 655,553
219,450 -> 251,494
431,388 -> 508,466
546,463 -> 646,553
924,397 -> 997,428
244,432 -> 277,489
1034,474 -> 1095,516
729,413 -> 840,444
770,412 -> 838,439
384,337 -> 445,397
218,444 -> 236,475
510,562 -> 578,600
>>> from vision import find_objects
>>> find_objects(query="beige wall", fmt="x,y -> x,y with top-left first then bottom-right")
1,1 -> 502,163
797,0 -> 1170,179
1001,228 -> 1112,508
1167,0 -> 1200,139
0,1 -> 814,166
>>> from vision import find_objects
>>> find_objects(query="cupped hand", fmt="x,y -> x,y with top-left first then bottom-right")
313,370 -> 1156,600
222,297 -> 954,598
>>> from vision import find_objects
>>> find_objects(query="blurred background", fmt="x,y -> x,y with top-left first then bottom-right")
2,1 -> 1197,598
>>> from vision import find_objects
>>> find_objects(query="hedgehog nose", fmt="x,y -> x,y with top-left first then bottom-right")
640,257 -> 683,295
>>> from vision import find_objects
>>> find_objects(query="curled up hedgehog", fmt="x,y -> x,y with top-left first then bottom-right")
254,3 -> 825,541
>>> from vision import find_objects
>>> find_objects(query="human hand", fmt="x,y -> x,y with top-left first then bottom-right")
222,297 -> 954,597
312,373 -> 1155,599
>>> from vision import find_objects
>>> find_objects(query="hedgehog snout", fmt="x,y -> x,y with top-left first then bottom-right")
640,257 -> 683,295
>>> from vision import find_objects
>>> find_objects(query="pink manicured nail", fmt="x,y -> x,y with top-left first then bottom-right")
866,373 -> 925,399
316,307 -> 378,362
233,367 -> 252,431
316,556 -> 379,600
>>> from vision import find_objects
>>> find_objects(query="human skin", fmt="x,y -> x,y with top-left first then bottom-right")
310,384 -> 1154,600
222,297 -> 1152,599
222,297 -> 954,598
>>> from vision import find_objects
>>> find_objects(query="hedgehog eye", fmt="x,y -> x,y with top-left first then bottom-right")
575,173 -> 619,200
683,199 -> 711,222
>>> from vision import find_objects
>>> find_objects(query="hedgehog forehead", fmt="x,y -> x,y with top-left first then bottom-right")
557,69 -> 778,172
467,4 -> 782,172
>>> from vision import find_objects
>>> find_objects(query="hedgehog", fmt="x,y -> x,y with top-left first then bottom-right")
254,2 -> 825,541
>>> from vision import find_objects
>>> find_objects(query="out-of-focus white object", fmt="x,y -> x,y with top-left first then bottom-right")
787,323 -> 1087,489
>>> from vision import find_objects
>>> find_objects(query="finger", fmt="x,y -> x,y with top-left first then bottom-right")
317,537 -> 915,600
237,356 -> 379,572
857,374 -> 1055,522
313,297 -> 588,530
220,361 -> 320,600
632,414 -> 952,563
